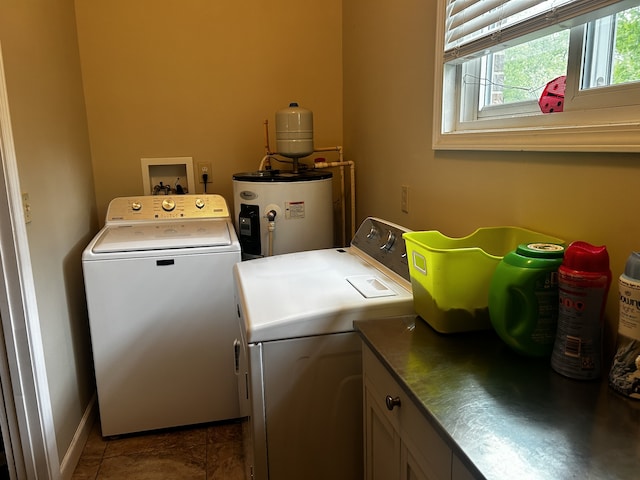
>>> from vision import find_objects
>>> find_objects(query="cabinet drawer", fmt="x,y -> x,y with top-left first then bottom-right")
363,345 -> 451,480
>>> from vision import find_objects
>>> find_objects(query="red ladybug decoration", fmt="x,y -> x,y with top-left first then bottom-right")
538,75 -> 566,113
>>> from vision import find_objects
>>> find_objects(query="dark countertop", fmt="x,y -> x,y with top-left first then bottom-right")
355,316 -> 640,480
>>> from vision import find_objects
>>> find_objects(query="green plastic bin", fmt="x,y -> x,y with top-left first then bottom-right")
403,227 -> 564,334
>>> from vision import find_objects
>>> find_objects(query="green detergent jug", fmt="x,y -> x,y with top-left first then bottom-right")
489,243 -> 565,357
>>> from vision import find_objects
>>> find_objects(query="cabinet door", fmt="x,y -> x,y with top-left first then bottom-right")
402,446 -> 430,480
363,345 -> 452,480
364,377 -> 401,480
399,396 -> 451,480
452,453 -> 478,480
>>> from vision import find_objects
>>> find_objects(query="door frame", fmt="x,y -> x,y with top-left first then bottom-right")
0,42 -> 60,479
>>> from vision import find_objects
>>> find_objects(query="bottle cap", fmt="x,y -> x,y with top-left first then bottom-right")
516,243 -> 565,259
563,241 -> 610,273
624,252 -> 640,280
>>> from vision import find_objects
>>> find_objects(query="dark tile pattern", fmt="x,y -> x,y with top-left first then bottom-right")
72,419 -> 244,480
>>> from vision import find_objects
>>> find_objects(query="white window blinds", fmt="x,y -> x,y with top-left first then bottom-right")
444,0 -> 640,62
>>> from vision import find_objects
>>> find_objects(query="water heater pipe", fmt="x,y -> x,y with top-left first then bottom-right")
312,146 -> 356,246
266,209 -> 277,257
264,120 -> 271,154
258,154 -> 275,171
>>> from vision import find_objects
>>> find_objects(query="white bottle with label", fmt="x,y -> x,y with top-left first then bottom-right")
608,252 -> 640,399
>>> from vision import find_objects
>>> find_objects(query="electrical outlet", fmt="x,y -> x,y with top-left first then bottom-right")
22,192 -> 32,223
401,185 -> 409,213
198,162 -> 212,183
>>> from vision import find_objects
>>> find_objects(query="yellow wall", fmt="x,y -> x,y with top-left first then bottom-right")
76,0 -> 640,355
75,0 -> 343,223
0,0 -> 96,467
344,0 -> 640,356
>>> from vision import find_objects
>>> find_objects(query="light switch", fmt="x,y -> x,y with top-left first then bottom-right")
22,192 -> 32,223
401,185 -> 409,213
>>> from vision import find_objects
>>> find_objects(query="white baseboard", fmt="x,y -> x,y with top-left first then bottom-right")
58,394 -> 97,480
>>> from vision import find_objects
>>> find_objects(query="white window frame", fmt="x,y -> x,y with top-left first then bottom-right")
433,1 -> 640,152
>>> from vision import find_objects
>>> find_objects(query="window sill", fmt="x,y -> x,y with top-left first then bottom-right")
433,121 -> 640,152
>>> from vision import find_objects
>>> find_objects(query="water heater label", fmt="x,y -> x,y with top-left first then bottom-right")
285,201 -> 305,219
239,190 -> 257,200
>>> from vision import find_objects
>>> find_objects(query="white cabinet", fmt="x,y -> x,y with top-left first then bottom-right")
365,388 -> 399,480
363,345 -> 451,480
452,455 -> 477,480
363,345 -> 478,480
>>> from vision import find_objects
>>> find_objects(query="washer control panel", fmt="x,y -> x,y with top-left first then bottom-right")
350,217 -> 411,282
105,194 -> 230,222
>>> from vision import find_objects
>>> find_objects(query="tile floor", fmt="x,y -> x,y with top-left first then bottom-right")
72,419 -> 245,480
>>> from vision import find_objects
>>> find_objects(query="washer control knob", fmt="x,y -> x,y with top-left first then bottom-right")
195,198 -> 205,209
380,231 -> 396,251
162,198 -> 176,211
131,201 -> 142,211
366,225 -> 379,240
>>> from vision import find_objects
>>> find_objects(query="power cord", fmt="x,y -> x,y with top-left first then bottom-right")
202,173 -> 208,193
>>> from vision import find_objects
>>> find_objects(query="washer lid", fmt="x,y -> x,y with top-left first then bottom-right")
92,220 -> 232,253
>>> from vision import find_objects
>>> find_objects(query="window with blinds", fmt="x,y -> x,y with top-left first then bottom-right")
433,0 -> 640,152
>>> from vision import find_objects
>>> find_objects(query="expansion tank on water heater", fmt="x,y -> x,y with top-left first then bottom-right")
232,169 -> 334,259
233,103 -> 334,258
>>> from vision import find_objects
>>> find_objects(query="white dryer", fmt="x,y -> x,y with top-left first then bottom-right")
234,217 -> 415,480
82,194 -> 241,437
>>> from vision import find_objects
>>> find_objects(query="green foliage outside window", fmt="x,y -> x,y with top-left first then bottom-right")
502,32 -> 569,104
613,8 -> 640,84
495,7 -> 640,105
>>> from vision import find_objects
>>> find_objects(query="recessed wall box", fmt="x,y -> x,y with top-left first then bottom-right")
141,157 -> 196,195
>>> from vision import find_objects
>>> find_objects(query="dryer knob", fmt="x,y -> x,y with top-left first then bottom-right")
162,198 -> 176,211
380,231 -> 396,251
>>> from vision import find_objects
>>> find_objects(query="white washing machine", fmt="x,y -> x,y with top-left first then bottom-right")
82,194 -> 241,437
233,217 -> 415,480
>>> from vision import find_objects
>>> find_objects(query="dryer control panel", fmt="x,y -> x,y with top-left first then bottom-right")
105,194 -> 230,223
350,217 -> 412,283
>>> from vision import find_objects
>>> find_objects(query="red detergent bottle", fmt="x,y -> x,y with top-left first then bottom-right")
551,241 -> 612,380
